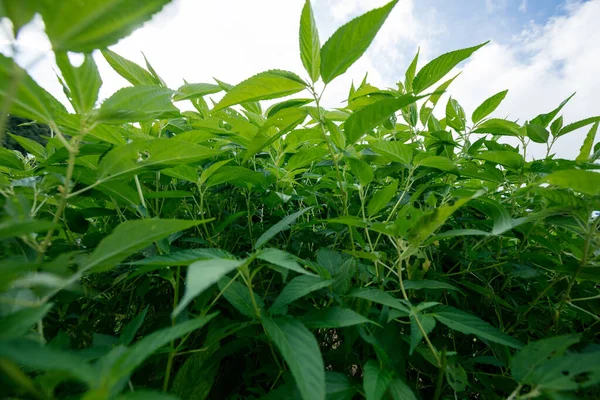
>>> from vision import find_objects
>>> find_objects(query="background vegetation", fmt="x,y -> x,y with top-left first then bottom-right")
0,1 -> 599,399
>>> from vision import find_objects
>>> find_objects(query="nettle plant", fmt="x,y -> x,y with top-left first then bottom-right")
0,0 -> 599,399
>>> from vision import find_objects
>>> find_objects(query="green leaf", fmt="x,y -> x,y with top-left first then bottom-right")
116,391 -> 180,400
128,248 -> 231,268
173,82 -> 222,101
266,98 -> 313,118
325,372 -> 358,400
367,179 -> 398,217
446,98 -> 465,132
472,118 -> 521,136
370,141 -> 413,164
529,353 -> 600,391
542,169 -> 600,196
218,275 -> 264,318
0,54 -> 67,124
119,306 -> 149,345
0,220 -> 56,240
412,42 -> 487,94
7,133 -> 47,158
55,51 -> 101,114
347,288 -> 410,314
404,48 -> 419,92
213,70 -> 307,111
254,208 -> 312,249
96,139 -> 220,181
287,147 -> 329,171
101,49 -> 161,86
299,0 -> 321,83
0,339 -> 96,384
430,305 -> 522,348
403,280 -> 462,293
104,313 -> 218,388
257,248 -> 315,276
473,150 -> 524,170
417,156 -> 458,174
347,157 -> 374,186
388,378 -> 417,400
526,123 -> 549,144
205,166 -> 266,188
510,335 -> 580,384
557,116 -> 600,138
530,92 -> 575,128
320,0 -> 398,83
410,314 -> 435,355
41,0 -> 173,52
445,361 -> 468,392
96,86 -> 180,124
0,304 -> 53,338
262,317 -> 325,400
301,306 -> 375,329
86,219 -> 210,273
363,360 -> 393,400
408,192 -> 481,246
576,122 -> 598,161
172,258 -> 245,317
270,275 -> 333,314
344,95 -> 421,145
472,90 -> 508,123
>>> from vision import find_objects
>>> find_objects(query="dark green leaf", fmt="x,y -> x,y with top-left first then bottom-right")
542,169 -> 600,196
101,49 -> 161,86
270,275 -> 333,314
86,219 -> 211,273
172,258 -> 245,317
430,306 -> 522,348
301,306 -> 375,328
255,208 -> 312,249
363,360 -> 393,400
96,86 -> 179,124
262,317 -> 325,400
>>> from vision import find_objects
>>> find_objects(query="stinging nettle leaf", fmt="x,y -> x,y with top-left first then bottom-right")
320,0 -> 398,83
471,89 -> 508,123
41,0 -> 173,52
270,275 -> 333,314
254,208 -> 312,249
173,82 -> 222,102
0,54 -> 67,124
96,86 -> 180,124
412,42 -> 487,94
86,219 -> 211,273
101,49 -> 161,86
262,317 -> 326,400
430,305 -> 522,348
576,122 -> 598,161
96,139 -> 221,181
172,258 -> 246,317
542,169 -> 600,196
363,359 -> 393,400
367,179 -> 398,217
55,51 -> 102,114
344,95 -> 422,145
299,0 -> 321,83
213,70 -> 307,111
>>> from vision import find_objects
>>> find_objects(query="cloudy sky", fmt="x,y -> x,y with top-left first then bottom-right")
1,0 -> 598,159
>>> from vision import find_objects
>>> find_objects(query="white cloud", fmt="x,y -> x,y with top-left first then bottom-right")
519,0 -> 528,13
450,0 -> 600,159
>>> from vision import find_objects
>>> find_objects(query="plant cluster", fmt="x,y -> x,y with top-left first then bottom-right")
0,1 -> 599,399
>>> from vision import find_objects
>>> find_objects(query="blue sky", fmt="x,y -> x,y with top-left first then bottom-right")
1,0 -> 598,159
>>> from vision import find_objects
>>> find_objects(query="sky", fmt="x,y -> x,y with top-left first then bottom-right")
1,0 -> 599,160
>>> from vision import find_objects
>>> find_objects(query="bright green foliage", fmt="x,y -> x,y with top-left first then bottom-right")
320,0 -> 398,83
0,2 -> 599,400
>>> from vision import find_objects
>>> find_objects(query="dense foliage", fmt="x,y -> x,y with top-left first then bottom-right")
1,1 -> 599,399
